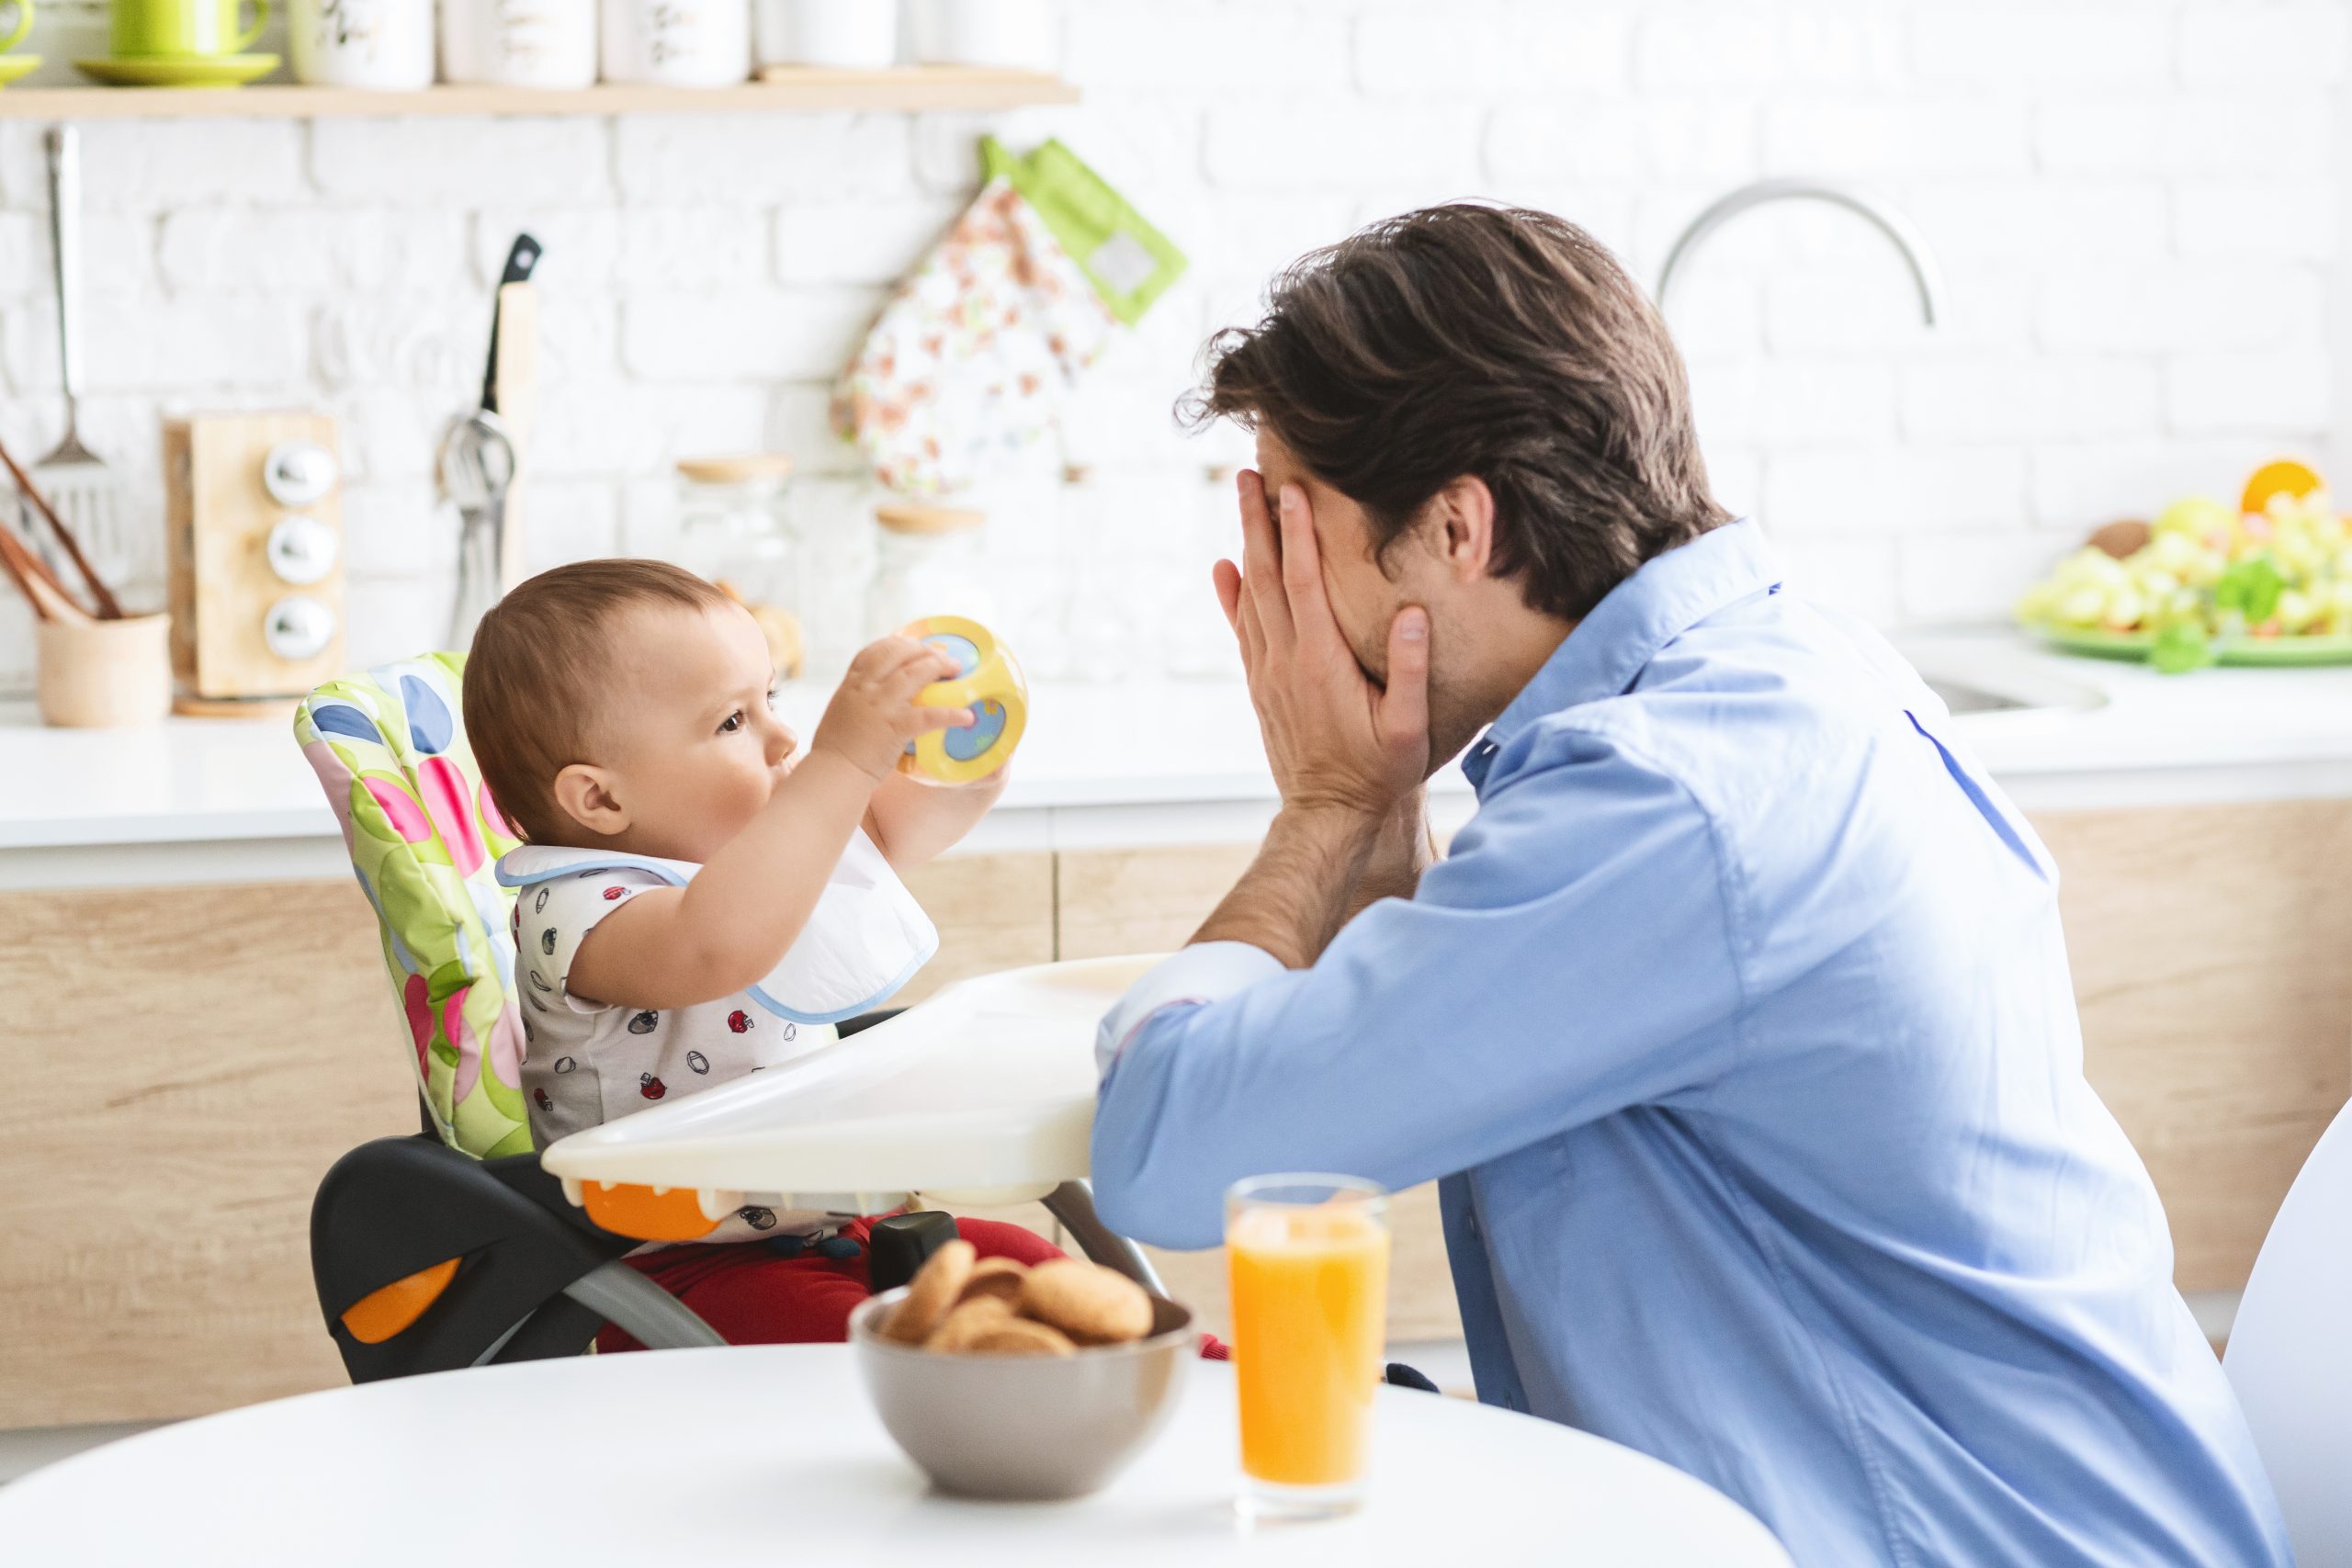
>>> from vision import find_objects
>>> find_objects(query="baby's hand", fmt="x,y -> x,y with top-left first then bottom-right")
810,637 -> 973,781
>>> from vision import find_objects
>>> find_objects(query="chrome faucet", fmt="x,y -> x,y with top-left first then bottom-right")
1656,177 -> 1947,326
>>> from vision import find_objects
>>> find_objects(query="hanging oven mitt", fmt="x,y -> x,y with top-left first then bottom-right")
831,136 -> 1186,494
495,831 -> 937,1025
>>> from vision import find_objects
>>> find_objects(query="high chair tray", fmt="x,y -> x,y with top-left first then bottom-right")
537,954 -> 1164,1204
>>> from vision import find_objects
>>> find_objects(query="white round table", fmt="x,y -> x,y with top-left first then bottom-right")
0,1349 -> 1790,1566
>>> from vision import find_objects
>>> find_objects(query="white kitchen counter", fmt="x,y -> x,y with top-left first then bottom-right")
1902,630 -> 2352,810
3,629 -> 2350,889
0,680 -> 1474,889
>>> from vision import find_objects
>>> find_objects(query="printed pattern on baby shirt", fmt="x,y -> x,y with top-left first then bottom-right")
513,866 -> 835,1242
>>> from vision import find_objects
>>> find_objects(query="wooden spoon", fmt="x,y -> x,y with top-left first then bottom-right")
0,515 -> 94,624
0,434 -> 122,619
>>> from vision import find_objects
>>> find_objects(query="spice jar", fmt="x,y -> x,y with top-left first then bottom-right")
867,502 -> 995,641
601,0 -> 752,85
758,0 -> 897,69
441,0 -> 599,87
673,455 -> 804,678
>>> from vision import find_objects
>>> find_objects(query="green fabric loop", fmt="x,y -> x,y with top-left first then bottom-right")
981,135 -> 1187,326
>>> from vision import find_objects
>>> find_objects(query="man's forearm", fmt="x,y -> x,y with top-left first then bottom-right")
1340,789 -> 1435,927
1191,805 -> 1387,969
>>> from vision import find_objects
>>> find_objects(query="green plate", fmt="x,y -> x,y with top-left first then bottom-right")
74,53 -> 278,87
2032,625 -> 2352,667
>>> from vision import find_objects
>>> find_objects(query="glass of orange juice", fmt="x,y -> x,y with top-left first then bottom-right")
1225,1173 -> 1390,1519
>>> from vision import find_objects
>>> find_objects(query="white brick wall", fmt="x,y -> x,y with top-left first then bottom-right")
2179,3 -> 2350,85
2,0 -> 2349,690
1911,7 -> 2174,88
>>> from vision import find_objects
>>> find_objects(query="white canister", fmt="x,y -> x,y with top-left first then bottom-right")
756,0 -> 896,71
601,0 -> 751,85
907,0 -> 1052,70
441,0 -> 599,88
290,0 -> 435,88
866,502 -> 993,644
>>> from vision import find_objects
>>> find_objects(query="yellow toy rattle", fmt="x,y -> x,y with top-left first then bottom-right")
898,615 -> 1027,784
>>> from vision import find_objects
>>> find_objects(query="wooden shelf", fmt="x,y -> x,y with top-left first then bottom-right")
0,67 -> 1078,119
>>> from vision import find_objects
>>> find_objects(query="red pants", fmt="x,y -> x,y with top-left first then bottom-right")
594,1216 -> 1065,1353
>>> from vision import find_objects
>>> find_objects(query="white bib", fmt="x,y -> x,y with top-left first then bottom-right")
496,830 -> 937,1025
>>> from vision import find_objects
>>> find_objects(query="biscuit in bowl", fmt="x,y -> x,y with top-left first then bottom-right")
1020,1258 -> 1154,1345
923,1295 -> 1014,1352
956,1256 -> 1029,1306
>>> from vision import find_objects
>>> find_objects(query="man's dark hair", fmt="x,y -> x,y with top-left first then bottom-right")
1182,204 -> 1730,621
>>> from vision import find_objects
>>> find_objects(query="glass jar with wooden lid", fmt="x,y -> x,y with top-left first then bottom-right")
673,454 -> 802,678
867,501 -> 996,642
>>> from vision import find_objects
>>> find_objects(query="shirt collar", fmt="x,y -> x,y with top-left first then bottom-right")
1463,519 -> 1781,788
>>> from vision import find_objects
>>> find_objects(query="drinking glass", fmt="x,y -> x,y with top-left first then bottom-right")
1225,1173 -> 1390,1520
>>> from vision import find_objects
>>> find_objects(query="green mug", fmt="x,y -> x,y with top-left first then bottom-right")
1,0 -> 34,56
111,0 -> 268,57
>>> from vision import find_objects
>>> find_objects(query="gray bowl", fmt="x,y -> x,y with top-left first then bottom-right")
848,1288 -> 1193,1500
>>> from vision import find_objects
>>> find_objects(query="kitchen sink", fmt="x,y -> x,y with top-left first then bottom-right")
1924,676 -> 2034,716
1903,640 -> 2109,728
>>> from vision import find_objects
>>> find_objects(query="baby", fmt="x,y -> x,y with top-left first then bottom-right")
464,558 -> 1059,1346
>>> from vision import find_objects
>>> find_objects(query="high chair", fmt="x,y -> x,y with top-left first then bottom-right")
296,653 -> 1155,1384
296,652 -> 739,1378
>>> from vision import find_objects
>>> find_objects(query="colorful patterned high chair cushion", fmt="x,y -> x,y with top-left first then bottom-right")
295,654 -> 533,1159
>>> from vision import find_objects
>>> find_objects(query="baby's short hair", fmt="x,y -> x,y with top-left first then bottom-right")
464,558 -> 732,845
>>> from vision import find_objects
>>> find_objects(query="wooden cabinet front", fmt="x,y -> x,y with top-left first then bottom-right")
896,852 -> 1057,1003
0,879 -> 415,1427
1054,843 -> 1259,960
2034,799 -> 2352,1292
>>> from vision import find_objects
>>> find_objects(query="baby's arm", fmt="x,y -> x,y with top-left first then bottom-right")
864,767 -> 1008,868
569,638 -> 967,1010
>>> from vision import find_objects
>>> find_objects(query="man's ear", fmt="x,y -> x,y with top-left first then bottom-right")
1431,475 -> 1498,583
550,763 -> 629,840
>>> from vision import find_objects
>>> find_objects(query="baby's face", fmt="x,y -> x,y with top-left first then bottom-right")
591,600 -> 796,862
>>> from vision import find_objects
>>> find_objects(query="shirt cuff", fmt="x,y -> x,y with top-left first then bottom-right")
1094,941 -> 1285,1080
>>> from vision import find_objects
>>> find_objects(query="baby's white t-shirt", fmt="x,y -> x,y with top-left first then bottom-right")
511,865 -> 841,1242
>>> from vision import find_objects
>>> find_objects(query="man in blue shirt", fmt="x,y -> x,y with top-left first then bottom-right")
1091,206 -> 2290,1565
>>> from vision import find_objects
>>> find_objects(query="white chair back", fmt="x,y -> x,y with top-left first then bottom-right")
2224,1097 -> 2352,1563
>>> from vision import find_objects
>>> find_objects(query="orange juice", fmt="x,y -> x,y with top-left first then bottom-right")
1227,1190 -> 1390,1496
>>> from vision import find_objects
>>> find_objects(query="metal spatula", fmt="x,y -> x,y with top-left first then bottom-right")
28,127 -> 130,590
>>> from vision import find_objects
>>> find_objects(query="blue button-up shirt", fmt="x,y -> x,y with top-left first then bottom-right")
1091,521 -> 2290,1566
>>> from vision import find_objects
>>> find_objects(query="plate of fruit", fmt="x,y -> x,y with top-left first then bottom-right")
2016,460 -> 2352,672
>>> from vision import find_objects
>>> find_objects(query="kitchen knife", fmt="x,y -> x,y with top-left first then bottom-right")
481,232 -> 543,415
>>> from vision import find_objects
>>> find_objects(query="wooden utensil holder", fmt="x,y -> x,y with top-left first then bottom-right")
36,612 -> 172,728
